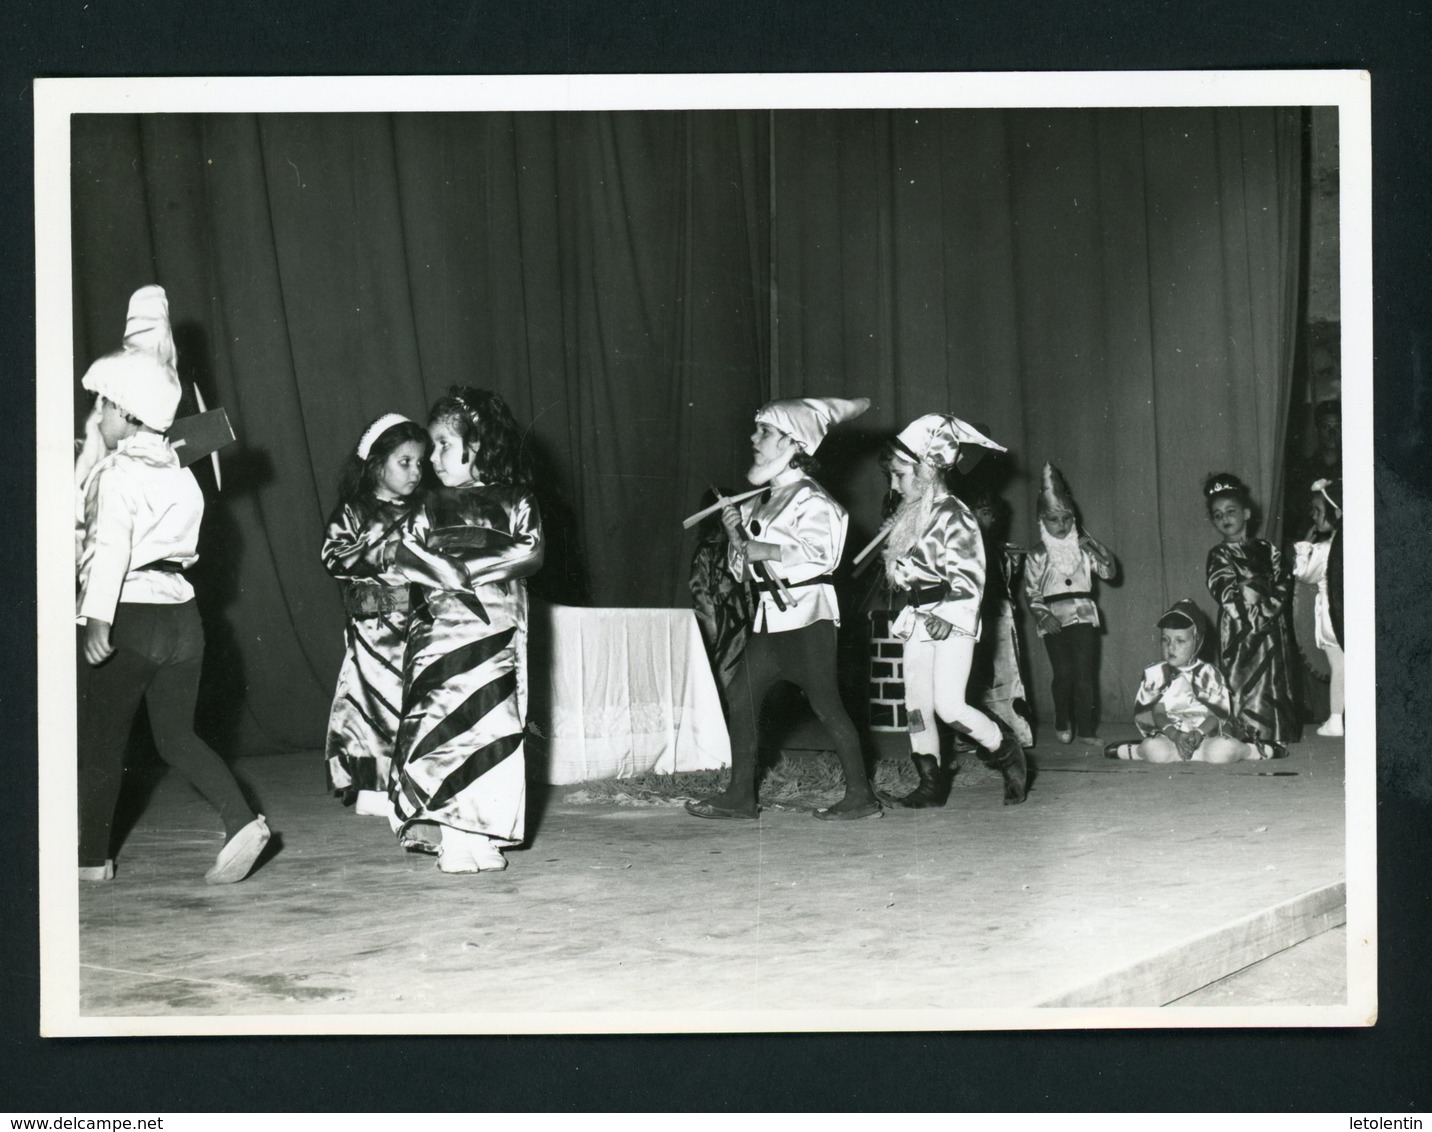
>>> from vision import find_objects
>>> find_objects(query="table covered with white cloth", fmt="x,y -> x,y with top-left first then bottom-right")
524,600 -> 732,785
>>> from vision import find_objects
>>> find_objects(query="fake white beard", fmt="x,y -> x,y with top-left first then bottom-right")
1040,522 -> 1085,577
747,450 -> 796,486
883,475 -> 939,577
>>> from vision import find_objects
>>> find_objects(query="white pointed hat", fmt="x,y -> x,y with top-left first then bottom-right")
892,413 -> 1006,470
122,284 -> 178,380
755,396 -> 870,454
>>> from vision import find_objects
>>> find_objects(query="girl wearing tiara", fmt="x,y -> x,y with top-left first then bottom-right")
321,413 -> 429,816
1204,472 -> 1299,743
1293,478 -> 1344,737
383,387 -> 544,874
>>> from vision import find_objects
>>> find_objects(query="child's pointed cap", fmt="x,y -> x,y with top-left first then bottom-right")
892,414 -> 1006,470
82,285 -> 182,431
122,285 -> 178,380
1037,462 -> 1078,517
756,396 -> 870,454
1157,598 -> 1207,643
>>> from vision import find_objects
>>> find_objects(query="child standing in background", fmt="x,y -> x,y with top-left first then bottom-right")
1024,464 -> 1117,745
321,413 -> 429,816
1204,473 -> 1300,743
1293,478 -> 1344,737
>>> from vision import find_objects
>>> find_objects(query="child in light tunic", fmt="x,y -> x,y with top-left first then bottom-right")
1105,599 -> 1286,763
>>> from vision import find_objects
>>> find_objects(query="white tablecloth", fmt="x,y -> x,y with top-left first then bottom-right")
525,601 -> 732,785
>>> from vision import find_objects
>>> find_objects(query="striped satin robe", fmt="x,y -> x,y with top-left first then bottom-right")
321,496 -> 419,796
1206,539 -> 1298,742
390,483 -> 544,846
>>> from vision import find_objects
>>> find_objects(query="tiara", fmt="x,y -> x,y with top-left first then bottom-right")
1205,476 -> 1242,497
356,413 -> 411,461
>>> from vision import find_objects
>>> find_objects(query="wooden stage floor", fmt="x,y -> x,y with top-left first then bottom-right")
73,735 -> 1349,1026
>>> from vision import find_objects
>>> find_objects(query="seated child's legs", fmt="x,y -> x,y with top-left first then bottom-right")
1136,734 -> 1182,763
1193,735 -> 1258,764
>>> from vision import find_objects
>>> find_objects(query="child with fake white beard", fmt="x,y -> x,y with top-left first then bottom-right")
684,396 -> 879,822
880,414 -> 1029,807
1024,464 -> 1117,745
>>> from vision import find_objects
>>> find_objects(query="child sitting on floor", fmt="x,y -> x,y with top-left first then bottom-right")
1105,599 -> 1286,763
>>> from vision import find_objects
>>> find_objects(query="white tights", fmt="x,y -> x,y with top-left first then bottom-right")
902,629 -> 1002,756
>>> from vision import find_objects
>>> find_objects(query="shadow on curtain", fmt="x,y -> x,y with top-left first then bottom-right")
70,106 -> 1301,751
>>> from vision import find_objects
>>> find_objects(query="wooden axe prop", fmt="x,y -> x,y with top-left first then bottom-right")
167,386 -> 234,489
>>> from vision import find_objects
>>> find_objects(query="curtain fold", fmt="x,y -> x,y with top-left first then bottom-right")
70,106 -> 1300,750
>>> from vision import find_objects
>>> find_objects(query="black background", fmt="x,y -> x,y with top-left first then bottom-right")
4,0 -> 1429,1113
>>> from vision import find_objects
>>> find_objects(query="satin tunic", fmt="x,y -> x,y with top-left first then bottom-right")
1024,541 -> 1114,634
1133,659 -> 1239,740
390,483 -> 544,844
1206,538 -> 1298,742
320,496 -> 418,794
1293,538 -> 1338,650
883,491 -> 986,640
726,477 -> 847,633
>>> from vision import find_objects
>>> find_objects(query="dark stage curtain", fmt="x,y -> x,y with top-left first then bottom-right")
70,107 -> 1300,751
771,107 -> 1303,724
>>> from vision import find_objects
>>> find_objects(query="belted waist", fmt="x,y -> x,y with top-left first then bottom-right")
894,582 -> 952,610
749,573 -> 835,596
134,558 -> 189,575
1043,590 -> 1094,604
343,583 -> 412,619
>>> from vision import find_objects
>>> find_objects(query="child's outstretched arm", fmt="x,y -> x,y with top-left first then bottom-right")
321,505 -> 407,580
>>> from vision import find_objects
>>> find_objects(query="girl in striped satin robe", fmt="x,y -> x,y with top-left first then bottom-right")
383,387 -> 544,875
321,413 -> 430,817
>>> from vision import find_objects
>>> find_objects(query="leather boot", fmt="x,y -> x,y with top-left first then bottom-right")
883,753 -> 951,809
990,730 -> 1028,805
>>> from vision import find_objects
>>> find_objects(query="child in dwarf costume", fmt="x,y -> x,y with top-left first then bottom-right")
685,396 -> 879,821
881,414 -> 1029,807
1105,598 -> 1287,763
76,285 -> 270,884
1024,463 -> 1117,744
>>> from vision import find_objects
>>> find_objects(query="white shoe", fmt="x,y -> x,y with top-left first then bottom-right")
354,789 -> 394,818
436,826 -> 507,874
79,860 -> 114,882
1316,714 -> 1344,737
205,815 -> 271,885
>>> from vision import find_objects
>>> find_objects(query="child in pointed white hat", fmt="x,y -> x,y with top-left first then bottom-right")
76,285 -> 270,885
686,395 -> 881,822
1024,463 -> 1117,745
880,413 -> 1029,806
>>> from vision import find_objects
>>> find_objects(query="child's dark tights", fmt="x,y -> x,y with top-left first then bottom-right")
1042,622 -> 1099,737
78,601 -> 254,867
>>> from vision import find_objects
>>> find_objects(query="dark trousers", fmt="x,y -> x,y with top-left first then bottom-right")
724,620 -> 868,804
1042,622 -> 1099,736
78,601 -> 252,867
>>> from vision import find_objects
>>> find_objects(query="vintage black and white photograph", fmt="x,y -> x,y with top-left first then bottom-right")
35,72 -> 1375,1034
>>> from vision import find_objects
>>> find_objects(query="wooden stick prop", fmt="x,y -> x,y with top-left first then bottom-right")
851,520 -> 894,568
705,479 -> 791,611
681,485 -> 765,529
